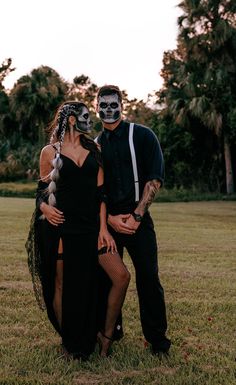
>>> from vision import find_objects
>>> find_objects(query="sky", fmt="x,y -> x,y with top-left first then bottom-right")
1,0 -> 181,101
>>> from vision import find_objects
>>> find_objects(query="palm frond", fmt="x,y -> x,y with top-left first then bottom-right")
189,95 -> 209,117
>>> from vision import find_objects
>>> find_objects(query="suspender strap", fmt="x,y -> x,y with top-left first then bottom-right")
129,123 -> 139,202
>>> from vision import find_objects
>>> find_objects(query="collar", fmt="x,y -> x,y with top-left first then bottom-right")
104,120 -> 126,139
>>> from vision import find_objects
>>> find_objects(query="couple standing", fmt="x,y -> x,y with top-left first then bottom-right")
26,85 -> 171,361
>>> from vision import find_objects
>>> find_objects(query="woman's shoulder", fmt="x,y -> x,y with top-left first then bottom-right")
41,143 -> 59,155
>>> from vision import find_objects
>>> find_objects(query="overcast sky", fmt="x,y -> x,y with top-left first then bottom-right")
1,0 -> 181,100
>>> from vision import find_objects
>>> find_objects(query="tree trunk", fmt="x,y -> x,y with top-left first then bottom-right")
224,134 -> 234,194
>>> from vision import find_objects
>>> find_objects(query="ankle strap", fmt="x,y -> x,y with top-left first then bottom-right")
101,331 -> 113,341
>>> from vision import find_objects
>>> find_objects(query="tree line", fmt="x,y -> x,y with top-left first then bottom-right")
0,0 -> 236,193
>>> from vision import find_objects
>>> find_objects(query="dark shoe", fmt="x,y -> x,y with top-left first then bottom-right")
112,324 -> 124,341
71,352 -> 89,362
151,337 -> 171,356
60,343 -> 73,360
61,344 -> 88,361
97,331 -> 113,357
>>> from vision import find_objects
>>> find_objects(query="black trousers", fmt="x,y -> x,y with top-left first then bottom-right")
98,211 -> 167,344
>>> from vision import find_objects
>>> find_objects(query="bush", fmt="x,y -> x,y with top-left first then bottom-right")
0,141 -> 40,182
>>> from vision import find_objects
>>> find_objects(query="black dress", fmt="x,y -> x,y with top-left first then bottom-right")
28,151 -> 100,358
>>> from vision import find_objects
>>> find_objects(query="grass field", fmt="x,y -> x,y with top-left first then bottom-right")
1,181 -> 236,202
0,197 -> 235,385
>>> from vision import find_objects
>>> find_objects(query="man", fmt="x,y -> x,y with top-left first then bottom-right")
96,85 -> 171,355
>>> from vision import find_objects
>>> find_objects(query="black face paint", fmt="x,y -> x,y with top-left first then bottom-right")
98,94 -> 121,123
56,103 -> 92,141
74,106 -> 92,134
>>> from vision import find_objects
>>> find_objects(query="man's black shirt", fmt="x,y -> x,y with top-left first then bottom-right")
98,120 -> 164,215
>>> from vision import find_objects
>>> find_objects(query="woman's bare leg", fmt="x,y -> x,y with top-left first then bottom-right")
98,250 -> 130,356
53,239 -> 63,329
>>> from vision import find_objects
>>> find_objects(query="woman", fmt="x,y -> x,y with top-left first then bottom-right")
26,101 -> 130,360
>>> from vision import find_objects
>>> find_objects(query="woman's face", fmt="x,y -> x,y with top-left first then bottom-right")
69,106 -> 92,134
74,106 -> 92,134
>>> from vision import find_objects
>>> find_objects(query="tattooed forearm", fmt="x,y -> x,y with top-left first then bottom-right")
135,180 -> 160,216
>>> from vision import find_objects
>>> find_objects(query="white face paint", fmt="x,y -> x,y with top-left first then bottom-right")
98,94 -> 122,123
75,106 -> 92,133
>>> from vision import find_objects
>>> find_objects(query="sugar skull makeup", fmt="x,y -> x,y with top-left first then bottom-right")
74,105 -> 92,134
98,94 -> 122,123
52,103 -> 92,144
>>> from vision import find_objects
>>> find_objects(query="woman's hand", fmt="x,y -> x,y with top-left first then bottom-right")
98,228 -> 117,254
40,202 -> 64,226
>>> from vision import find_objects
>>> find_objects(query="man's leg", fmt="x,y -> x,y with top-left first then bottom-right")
125,212 -> 171,353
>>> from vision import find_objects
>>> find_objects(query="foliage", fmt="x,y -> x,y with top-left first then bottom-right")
9,66 -> 68,145
0,182 -> 36,198
0,140 -> 40,182
0,58 -> 15,90
0,59 -> 15,137
156,0 -> 236,193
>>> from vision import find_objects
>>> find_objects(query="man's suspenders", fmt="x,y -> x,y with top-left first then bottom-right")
128,123 -> 139,202
95,123 -> 140,203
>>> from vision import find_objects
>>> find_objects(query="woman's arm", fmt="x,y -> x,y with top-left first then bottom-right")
39,145 -> 55,182
38,145 -> 64,226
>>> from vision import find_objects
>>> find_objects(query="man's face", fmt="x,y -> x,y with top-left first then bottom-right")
98,94 -> 122,124
74,106 -> 92,133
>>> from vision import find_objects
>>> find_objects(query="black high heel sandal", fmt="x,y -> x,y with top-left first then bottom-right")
97,331 -> 113,357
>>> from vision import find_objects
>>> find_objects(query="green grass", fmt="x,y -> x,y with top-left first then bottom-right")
0,198 -> 235,385
1,182 -> 236,202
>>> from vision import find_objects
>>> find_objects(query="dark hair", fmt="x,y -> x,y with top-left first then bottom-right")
47,100 -> 102,166
97,85 -> 122,103
47,100 -> 86,141
80,134 -> 102,167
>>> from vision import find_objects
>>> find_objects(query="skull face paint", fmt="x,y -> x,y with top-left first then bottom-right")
74,106 -> 92,134
98,94 -> 122,123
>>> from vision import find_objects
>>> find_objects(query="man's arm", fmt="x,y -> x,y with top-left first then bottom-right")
124,179 -> 161,231
133,127 -> 164,218
134,179 -> 161,217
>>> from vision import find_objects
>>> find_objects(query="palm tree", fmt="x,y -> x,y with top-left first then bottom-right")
9,66 -> 68,145
158,0 -> 236,193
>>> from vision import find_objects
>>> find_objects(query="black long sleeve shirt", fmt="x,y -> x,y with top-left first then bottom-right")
98,120 -> 164,215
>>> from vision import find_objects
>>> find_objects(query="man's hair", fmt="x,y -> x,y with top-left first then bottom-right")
97,85 -> 123,103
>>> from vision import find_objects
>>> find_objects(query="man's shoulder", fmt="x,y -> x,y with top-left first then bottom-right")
132,122 -> 157,141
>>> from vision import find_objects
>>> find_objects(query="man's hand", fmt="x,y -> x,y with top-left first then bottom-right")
108,214 -> 136,234
40,202 -> 65,226
124,215 -> 141,232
